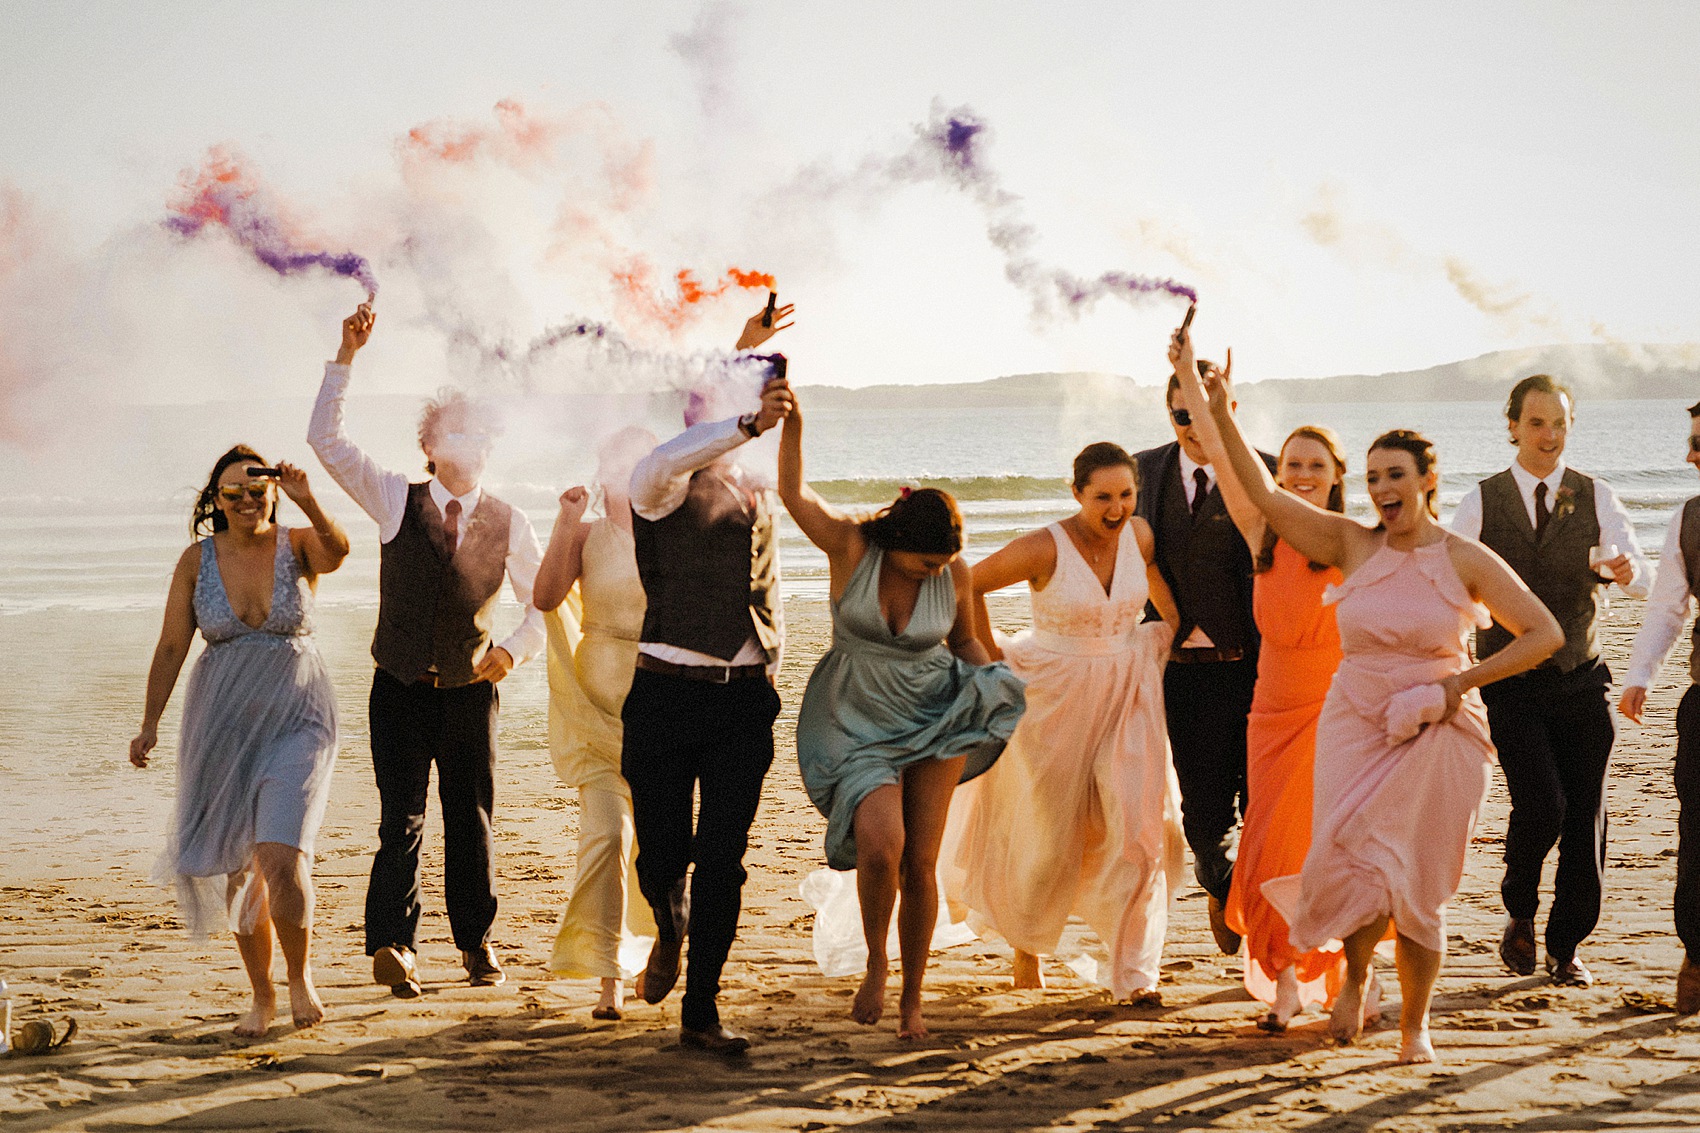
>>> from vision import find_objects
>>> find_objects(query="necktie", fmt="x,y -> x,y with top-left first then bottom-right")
443,498 -> 462,555
1191,468 -> 1210,517
1533,482 -> 1550,538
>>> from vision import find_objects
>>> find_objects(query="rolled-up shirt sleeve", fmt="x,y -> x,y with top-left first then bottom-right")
1596,479 -> 1651,600
1449,485 -> 1484,541
1625,506 -> 1694,690
496,510 -> 547,666
630,417 -> 749,521
307,361 -> 409,542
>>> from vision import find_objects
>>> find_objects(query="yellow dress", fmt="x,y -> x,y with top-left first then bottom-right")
545,518 -> 657,979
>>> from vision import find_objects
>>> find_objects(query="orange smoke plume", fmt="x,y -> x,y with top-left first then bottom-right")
614,257 -> 775,333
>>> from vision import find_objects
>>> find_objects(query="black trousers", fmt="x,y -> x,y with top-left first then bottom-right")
1481,660 -> 1615,959
621,667 -> 779,1031
1676,685 -> 1700,959
1163,657 -> 1257,904
364,668 -> 499,956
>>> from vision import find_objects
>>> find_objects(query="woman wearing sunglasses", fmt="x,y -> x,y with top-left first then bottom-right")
130,445 -> 349,1037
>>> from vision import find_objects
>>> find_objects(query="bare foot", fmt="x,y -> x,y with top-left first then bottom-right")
234,990 -> 276,1038
591,977 -> 623,1021
1329,972 -> 1369,1045
897,999 -> 928,1041
1012,950 -> 1045,989
288,972 -> 325,1029
1397,1027 -> 1436,1064
1262,965 -> 1300,1032
851,963 -> 887,1025
1364,974 -> 1384,1024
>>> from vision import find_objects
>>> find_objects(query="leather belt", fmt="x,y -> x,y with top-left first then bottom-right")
636,653 -> 768,683
1168,646 -> 1245,665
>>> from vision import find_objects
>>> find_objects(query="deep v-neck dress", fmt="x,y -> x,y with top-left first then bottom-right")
156,528 -> 338,938
797,545 -> 1026,870
946,521 -> 1185,997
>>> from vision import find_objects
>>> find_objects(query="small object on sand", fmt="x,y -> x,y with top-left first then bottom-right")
10,1016 -> 77,1056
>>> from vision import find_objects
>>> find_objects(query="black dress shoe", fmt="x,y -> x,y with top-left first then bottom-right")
1545,954 -> 1592,988
636,940 -> 682,1004
1206,894 -> 1242,957
679,1024 -> 751,1055
373,945 -> 422,998
1499,917 -> 1537,976
462,945 -> 505,987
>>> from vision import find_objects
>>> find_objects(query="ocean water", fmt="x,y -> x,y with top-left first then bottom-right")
1,396 -> 1692,873
0,398 -> 1693,616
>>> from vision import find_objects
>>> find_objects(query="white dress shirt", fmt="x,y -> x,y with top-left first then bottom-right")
1625,503 -> 1696,689
307,361 -> 546,666
628,416 -> 779,670
1450,460 -> 1650,601
1175,449 -> 1217,648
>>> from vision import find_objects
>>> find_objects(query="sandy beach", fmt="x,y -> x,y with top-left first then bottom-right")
3,589 -> 1698,1132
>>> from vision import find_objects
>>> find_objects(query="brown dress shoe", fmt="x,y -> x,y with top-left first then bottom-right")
679,1023 -> 751,1055
373,946 -> 422,998
1499,917 -> 1537,976
1207,894 -> 1242,957
1545,954 -> 1592,988
1677,956 -> 1700,1015
462,945 -> 505,987
636,940 -> 682,1004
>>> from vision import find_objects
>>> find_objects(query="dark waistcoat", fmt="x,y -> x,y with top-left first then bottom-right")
373,482 -> 513,687
1683,495 -> 1700,684
631,468 -> 780,663
1475,467 -> 1602,673
1152,458 -> 1259,653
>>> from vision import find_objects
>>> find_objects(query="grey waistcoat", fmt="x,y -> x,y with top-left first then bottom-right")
1682,496 -> 1700,683
1475,466 -> 1602,674
372,482 -> 512,687
631,468 -> 780,664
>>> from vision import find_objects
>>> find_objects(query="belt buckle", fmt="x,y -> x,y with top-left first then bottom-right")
715,664 -> 733,685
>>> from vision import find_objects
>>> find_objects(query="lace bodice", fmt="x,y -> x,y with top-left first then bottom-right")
1030,522 -> 1149,641
194,528 -> 313,645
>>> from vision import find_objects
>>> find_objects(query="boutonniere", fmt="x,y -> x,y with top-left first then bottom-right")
1552,485 -> 1576,521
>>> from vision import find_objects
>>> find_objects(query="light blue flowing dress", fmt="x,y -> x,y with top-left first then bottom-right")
155,528 -> 338,937
797,545 -> 1026,870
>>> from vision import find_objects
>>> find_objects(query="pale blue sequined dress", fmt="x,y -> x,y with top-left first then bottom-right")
156,528 -> 338,937
797,545 -> 1026,870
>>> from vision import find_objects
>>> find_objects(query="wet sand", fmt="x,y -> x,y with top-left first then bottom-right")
3,593 -> 1697,1131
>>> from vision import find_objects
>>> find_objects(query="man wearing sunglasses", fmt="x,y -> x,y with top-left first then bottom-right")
1136,352 -> 1274,957
1618,399 -> 1700,1013
308,302 -> 546,998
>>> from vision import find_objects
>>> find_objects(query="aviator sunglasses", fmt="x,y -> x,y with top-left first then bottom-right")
217,482 -> 273,502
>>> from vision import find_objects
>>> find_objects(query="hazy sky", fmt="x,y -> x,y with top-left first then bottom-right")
3,1 -> 1697,402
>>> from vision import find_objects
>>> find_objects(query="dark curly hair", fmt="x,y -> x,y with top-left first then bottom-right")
191,445 -> 276,538
1368,428 -> 1440,522
859,487 -> 963,556
1072,442 -> 1137,492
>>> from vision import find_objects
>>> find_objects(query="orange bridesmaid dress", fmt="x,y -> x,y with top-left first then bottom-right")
1225,538 -> 1346,1008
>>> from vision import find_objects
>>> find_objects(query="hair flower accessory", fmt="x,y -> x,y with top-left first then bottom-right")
899,486 -> 913,500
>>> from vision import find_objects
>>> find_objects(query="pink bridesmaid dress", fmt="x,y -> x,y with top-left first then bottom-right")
1262,539 -> 1496,956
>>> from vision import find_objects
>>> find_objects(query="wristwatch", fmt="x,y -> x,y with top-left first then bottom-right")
738,412 -> 761,438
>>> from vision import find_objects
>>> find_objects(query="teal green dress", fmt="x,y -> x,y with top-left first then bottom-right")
798,545 -> 1026,870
